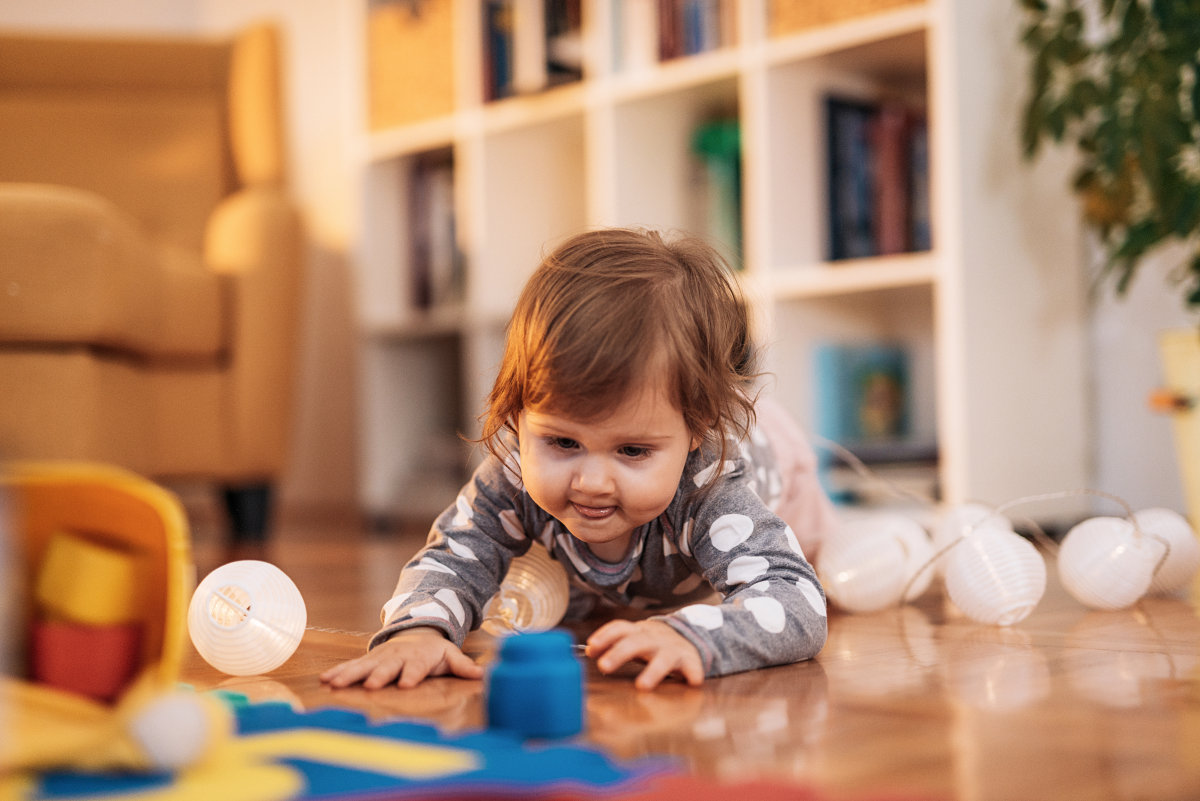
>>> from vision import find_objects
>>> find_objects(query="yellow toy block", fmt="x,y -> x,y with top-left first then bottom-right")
35,530 -> 144,626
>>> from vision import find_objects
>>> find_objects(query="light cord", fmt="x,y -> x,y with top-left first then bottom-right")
899,488 -> 1173,607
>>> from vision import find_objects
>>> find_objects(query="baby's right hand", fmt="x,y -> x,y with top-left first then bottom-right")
320,626 -> 484,690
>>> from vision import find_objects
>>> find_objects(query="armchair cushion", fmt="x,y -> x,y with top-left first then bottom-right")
0,183 -> 228,362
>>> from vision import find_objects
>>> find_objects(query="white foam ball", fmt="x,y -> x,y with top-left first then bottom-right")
187,560 -> 306,676
127,691 -> 219,770
1132,508 -> 1200,595
944,527 -> 1045,625
1057,517 -> 1158,610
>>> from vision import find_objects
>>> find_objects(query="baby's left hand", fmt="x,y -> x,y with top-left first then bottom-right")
585,619 -> 704,691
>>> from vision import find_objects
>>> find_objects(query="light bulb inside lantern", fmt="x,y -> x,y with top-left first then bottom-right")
187,560 -> 306,676
482,542 -> 569,635
943,526 -> 1046,626
1057,517 -> 1159,610
1132,507 -> 1200,595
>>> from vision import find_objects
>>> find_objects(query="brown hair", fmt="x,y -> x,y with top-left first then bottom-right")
479,228 -> 758,474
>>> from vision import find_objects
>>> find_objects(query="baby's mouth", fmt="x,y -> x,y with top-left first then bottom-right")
572,502 -> 617,520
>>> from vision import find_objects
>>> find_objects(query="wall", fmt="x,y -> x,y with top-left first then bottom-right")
0,0 -> 361,514
1089,242 -> 1196,512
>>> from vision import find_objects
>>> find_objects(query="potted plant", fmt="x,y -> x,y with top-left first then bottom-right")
1016,0 -> 1200,523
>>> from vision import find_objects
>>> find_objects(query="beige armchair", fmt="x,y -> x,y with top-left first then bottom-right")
0,24 -> 303,542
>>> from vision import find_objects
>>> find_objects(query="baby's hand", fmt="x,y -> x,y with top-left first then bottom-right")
585,619 -> 704,691
320,627 -> 483,689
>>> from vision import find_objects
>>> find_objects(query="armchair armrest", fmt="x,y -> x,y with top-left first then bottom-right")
0,183 -> 224,359
204,186 -> 304,476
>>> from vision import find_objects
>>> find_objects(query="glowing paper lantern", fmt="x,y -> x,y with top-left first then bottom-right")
1132,507 -> 1200,595
932,503 -> 1010,577
817,514 -> 934,613
943,526 -> 1045,625
482,542 -> 569,635
187,560 -> 306,676
1057,517 -> 1160,610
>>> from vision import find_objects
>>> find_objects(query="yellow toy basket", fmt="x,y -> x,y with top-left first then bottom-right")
2,461 -> 194,688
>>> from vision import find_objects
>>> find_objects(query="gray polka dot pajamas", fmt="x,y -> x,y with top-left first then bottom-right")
370,420 -> 830,678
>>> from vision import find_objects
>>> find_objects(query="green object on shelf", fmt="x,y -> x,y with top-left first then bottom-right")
691,119 -> 743,269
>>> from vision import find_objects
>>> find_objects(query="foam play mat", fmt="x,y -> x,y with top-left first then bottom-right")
4,700 -> 923,801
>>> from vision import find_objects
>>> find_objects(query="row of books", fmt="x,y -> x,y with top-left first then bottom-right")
484,0 -> 584,101
407,151 -> 463,310
826,95 -> 931,261
613,0 -> 737,72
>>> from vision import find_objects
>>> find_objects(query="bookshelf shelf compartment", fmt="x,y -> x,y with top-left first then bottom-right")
353,0 -> 1090,523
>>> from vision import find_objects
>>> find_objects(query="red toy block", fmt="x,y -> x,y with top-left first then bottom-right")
31,619 -> 142,703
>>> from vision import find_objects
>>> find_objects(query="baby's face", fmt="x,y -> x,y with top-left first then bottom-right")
518,379 -> 697,562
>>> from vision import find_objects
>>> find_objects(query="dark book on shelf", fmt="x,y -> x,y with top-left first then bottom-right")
484,0 -> 515,101
825,95 -> 930,261
408,151 -> 462,310
826,96 -> 878,260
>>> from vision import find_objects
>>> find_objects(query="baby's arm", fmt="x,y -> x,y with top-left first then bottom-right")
320,627 -> 482,689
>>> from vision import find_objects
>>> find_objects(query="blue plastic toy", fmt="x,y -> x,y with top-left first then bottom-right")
485,630 -> 584,739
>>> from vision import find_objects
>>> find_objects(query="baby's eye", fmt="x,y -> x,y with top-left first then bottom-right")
618,445 -> 651,459
547,436 -> 579,451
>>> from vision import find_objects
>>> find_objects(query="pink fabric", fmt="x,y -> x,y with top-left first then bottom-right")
755,396 -> 836,560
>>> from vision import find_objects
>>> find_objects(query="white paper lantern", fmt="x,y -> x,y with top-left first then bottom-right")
1057,517 -> 1160,610
187,560 -> 306,676
1132,507 -> 1200,595
943,527 -> 1046,625
932,503 -> 1010,577
817,514 -> 934,613
481,541 -> 569,635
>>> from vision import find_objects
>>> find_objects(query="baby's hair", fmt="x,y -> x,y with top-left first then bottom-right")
480,227 -> 759,476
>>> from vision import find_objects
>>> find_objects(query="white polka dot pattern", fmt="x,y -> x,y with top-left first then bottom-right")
498,509 -> 525,540
709,513 -> 755,552
744,595 -> 786,633
408,601 -> 450,622
451,494 -> 472,528
798,579 -> 826,616
727,554 -> 769,585
434,588 -> 465,624
679,603 -> 724,630
414,557 -> 456,575
446,538 -> 478,560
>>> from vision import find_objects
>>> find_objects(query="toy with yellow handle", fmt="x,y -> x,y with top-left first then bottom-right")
0,673 -> 232,773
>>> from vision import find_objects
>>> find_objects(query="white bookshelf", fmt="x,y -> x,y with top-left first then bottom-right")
352,0 -> 1090,525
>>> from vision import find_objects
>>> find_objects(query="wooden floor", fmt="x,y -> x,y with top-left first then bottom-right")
183,516 -> 1200,801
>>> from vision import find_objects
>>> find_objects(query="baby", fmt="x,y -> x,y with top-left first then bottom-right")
322,228 -> 833,691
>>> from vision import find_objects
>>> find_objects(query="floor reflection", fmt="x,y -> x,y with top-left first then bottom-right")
585,658 -> 829,781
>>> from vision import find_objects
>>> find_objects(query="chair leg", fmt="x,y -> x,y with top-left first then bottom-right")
222,483 -> 273,544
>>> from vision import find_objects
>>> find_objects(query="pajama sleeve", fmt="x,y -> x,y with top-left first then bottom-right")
656,471 -> 828,677
369,453 -> 532,650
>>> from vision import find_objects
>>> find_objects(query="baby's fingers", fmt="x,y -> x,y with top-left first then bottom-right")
635,652 -> 703,692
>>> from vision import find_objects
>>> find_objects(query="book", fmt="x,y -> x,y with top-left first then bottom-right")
813,341 -> 934,504
825,95 -> 931,260
826,97 -> 878,260
408,151 -> 463,310
484,0 -> 583,101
